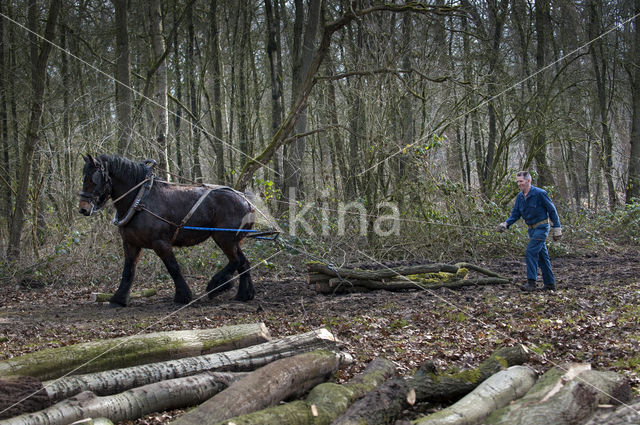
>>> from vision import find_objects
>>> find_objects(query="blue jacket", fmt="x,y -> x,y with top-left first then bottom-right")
506,185 -> 561,228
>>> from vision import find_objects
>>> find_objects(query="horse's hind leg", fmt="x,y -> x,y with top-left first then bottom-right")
152,242 -> 193,304
235,247 -> 254,301
110,241 -> 142,307
207,238 -> 240,299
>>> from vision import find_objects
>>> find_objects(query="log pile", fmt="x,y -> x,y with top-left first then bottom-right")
0,322 -> 633,425
307,262 -> 512,294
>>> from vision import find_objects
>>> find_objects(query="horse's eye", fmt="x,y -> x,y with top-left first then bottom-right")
92,171 -> 102,185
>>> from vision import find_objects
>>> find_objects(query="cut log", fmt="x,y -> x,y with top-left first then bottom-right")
0,323 -> 270,380
329,344 -> 530,425
0,372 -> 241,425
90,289 -> 156,302
0,328 -> 338,416
317,277 -> 511,294
484,363 -> 632,425
583,397 -> 640,425
169,350 -> 352,425
210,357 -> 397,425
411,365 -> 537,425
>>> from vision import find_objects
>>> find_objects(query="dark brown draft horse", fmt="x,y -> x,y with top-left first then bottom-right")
78,154 -> 256,307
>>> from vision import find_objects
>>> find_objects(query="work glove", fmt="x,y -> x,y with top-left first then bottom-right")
552,227 -> 562,241
497,222 -> 508,233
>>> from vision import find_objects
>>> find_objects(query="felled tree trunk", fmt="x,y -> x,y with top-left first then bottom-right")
484,364 -> 631,425
331,344 -> 530,425
1,372 -> 241,425
308,262 -> 510,294
169,350 -> 351,425
0,328 -> 338,415
210,357 -> 397,425
411,366 -> 537,425
0,323 -> 270,380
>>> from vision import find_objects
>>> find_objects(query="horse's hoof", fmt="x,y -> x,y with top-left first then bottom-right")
235,291 -> 255,302
173,295 -> 192,305
108,301 -> 125,308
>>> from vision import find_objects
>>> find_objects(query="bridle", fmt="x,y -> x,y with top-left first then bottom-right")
78,161 -> 112,215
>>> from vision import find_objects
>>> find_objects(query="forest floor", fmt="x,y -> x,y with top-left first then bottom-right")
1,248 -> 640,424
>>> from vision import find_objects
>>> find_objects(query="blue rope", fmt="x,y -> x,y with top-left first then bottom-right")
183,226 -> 258,233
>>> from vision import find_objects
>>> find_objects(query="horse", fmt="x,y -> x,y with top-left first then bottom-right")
78,153 -> 256,307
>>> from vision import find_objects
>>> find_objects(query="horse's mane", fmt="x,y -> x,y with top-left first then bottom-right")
99,154 -> 147,183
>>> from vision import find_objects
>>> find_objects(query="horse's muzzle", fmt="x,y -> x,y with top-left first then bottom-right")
78,201 -> 93,216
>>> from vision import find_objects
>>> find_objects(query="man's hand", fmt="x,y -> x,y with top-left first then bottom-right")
552,227 -> 562,241
497,222 -> 508,233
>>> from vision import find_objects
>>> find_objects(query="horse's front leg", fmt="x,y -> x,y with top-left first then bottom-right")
110,242 -> 142,308
152,242 -> 193,305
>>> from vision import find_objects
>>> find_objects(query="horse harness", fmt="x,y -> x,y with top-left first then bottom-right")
110,164 -> 253,243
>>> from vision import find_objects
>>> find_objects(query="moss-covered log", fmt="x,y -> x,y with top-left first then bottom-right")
307,263 -> 460,280
209,357 -> 397,425
316,277 -> 511,294
0,372 -> 241,425
330,344 -> 530,425
484,364 -> 632,425
411,366 -> 537,425
0,327 -> 338,417
0,323 -> 270,380
169,350 -> 352,425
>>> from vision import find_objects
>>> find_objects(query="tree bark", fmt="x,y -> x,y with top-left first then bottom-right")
6,0 -> 61,260
0,323 -> 270,380
411,366 -> 537,425
329,345 -> 530,425
484,364 -> 632,425
208,357 -> 396,425
583,397 -> 640,425
149,0 -> 169,180
0,372 -> 241,425
35,328 -> 338,404
169,350 -> 350,425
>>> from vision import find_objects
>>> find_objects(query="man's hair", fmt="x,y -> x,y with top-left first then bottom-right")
516,171 -> 532,181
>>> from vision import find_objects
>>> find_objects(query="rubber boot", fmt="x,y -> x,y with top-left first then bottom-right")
520,279 -> 537,292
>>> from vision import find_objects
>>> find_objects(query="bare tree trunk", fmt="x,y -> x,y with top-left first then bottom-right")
265,0 -> 284,188
588,0 -> 618,210
209,0 -> 225,183
626,0 -> 640,202
149,0 -> 169,180
0,1 -> 11,225
113,0 -> 133,155
172,2 -> 184,180
186,3 -> 201,182
6,0 -> 61,260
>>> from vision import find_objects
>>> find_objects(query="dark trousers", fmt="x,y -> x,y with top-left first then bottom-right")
526,224 -> 555,285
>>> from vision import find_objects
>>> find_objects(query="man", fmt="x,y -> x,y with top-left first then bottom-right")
497,171 -> 562,291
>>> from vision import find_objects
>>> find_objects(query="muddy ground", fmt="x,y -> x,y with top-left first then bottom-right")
1,249 -> 640,424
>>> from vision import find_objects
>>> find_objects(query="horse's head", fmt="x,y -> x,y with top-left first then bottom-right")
78,154 -> 112,216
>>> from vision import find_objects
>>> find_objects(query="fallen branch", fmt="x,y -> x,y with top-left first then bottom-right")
0,328 -> 338,416
484,363 -> 631,424
1,372 -> 241,425
330,344 -> 530,425
169,350 -> 352,425
90,289 -> 156,302
211,357 -> 397,425
411,365 -> 537,425
0,323 -> 270,380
